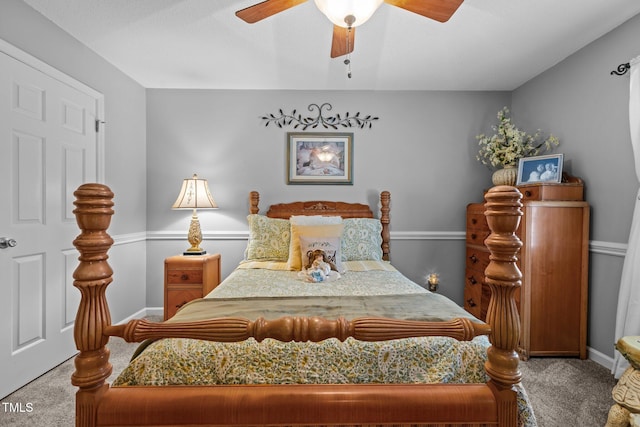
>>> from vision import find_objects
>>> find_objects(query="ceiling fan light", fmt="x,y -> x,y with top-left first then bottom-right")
314,0 -> 384,28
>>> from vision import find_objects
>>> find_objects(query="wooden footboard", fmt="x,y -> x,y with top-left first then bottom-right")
71,185 -> 523,427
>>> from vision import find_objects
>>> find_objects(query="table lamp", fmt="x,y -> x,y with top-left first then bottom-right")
172,174 -> 218,255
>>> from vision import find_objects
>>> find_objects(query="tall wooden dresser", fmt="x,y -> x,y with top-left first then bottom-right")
465,178 -> 589,359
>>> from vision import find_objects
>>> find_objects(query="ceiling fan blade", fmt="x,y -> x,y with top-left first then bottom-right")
330,26 -> 355,58
384,0 -> 464,22
236,0 -> 308,24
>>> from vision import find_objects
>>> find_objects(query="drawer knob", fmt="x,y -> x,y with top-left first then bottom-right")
525,191 -> 532,197
470,233 -> 477,240
469,254 -> 478,264
181,274 -> 189,280
467,275 -> 477,285
471,218 -> 477,225
466,298 -> 477,307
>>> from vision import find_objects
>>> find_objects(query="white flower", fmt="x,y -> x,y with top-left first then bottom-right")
476,107 -> 559,169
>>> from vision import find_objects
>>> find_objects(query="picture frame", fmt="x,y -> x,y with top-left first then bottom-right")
516,153 -> 564,185
287,132 -> 353,185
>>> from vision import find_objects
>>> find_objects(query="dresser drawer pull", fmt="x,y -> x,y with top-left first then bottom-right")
466,298 -> 477,307
471,218 -> 477,225
469,254 -> 478,264
181,274 -> 189,281
467,275 -> 478,285
470,233 -> 477,240
524,190 -> 532,197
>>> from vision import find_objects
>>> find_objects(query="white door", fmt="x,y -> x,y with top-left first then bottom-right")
0,44 -> 103,399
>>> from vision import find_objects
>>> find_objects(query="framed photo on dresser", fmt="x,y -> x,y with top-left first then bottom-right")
517,154 -> 564,185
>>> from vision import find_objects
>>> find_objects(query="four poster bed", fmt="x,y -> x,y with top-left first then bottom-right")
71,184 -> 534,427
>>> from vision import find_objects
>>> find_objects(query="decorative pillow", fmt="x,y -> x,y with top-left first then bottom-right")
287,222 -> 343,271
244,215 -> 291,261
299,235 -> 343,273
286,216 -> 343,270
341,218 -> 383,261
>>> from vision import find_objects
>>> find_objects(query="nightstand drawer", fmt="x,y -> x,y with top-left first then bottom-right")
166,270 -> 203,284
166,288 -> 202,319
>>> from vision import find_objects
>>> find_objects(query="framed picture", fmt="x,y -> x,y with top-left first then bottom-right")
287,132 -> 353,185
516,154 -> 564,185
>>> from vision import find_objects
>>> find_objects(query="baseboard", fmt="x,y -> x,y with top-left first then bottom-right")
112,307 -> 163,324
144,307 -> 164,318
588,346 -> 614,371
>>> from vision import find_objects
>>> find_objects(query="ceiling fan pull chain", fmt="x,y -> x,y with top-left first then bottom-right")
344,26 -> 352,79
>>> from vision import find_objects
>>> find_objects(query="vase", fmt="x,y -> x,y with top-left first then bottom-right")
492,165 -> 518,186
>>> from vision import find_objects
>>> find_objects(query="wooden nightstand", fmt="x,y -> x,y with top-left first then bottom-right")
164,253 -> 221,320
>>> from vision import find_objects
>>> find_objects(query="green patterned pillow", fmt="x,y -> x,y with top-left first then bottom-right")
245,215 -> 291,261
341,218 -> 383,261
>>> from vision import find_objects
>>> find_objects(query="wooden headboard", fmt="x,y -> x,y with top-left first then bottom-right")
249,190 -> 391,261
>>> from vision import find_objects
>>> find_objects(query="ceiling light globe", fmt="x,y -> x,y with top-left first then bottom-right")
314,0 -> 384,28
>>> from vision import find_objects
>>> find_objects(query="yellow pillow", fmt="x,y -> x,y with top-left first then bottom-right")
287,223 -> 344,270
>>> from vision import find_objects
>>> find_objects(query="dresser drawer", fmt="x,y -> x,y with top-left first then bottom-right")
466,228 -> 490,246
466,211 -> 486,229
518,183 -> 583,201
464,284 -> 482,319
166,269 -> 203,285
466,269 -> 484,289
466,248 -> 490,272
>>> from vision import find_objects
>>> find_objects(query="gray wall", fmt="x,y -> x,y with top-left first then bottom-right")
1,0 -> 148,322
511,12 -> 640,360
144,90 -> 510,307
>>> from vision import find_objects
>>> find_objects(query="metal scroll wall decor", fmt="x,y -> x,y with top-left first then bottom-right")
262,103 -> 379,130
611,62 -> 631,76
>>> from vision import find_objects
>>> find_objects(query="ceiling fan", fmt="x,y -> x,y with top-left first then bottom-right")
236,0 -> 465,58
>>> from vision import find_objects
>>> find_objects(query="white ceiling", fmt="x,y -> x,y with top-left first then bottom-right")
22,0 -> 640,90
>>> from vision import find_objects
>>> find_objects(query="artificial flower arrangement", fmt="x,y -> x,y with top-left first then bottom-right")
476,107 -> 559,169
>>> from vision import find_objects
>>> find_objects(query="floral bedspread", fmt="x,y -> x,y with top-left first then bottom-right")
112,264 -> 537,426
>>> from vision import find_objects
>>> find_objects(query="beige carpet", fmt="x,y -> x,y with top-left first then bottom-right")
1,335 -> 617,427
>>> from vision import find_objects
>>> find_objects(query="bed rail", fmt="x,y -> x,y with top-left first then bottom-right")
105,315 -> 491,343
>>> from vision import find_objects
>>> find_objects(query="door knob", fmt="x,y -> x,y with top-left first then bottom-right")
0,237 -> 17,249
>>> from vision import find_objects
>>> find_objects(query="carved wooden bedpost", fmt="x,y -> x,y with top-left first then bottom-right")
483,186 -> 523,427
380,191 -> 390,261
71,183 -> 115,427
249,190 -> 260,214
